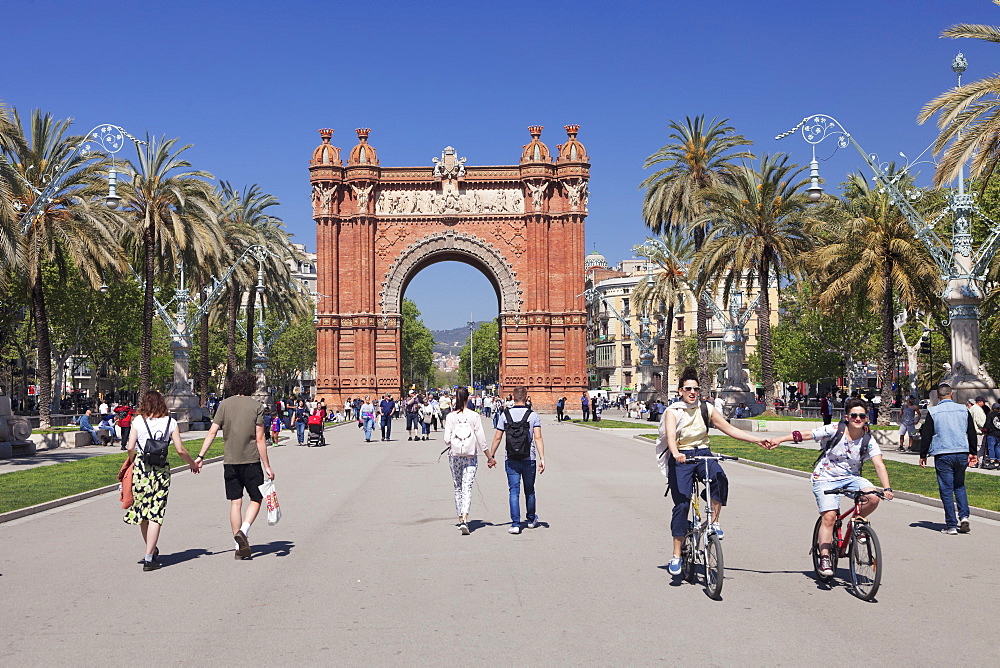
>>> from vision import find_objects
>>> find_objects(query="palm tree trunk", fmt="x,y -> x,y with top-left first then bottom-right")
139,226 -> 155,397
198,307 -> 210,407
758,256 -> 775,411
226,288 -> 239,383
693,228 -> 710,393
31,264 -> 53,429
244,286 -> 257,371
878,259 -> 895,425
664,304 -> 675,384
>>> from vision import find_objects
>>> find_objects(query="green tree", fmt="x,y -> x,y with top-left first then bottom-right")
918,12 -> 1000,191
401,299 -> 435,389
640,116 -> 753,392
632,230 -> 695,374
810,171 -> 940,422
458,320 -> 500,388
1,108 -> 124,426
696,154 -> 817,411
119,134 -> 220,397
268,317 -> 317,397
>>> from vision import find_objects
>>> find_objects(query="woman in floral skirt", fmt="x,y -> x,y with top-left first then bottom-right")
124,391 -> 200,571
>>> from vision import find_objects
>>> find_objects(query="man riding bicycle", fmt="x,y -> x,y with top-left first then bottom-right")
770,397 -> 894,577
656,367 -> 772,576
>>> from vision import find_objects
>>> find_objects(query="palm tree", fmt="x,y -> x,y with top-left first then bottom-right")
918,19 -> 1000,190
695,154 -> 817,411
0,108 -> 125,427
119,135 -> 220,396
0,101 -> 18,266
632,230 -> 695,385
641,116 -> 753,391
810,171 -> 941,423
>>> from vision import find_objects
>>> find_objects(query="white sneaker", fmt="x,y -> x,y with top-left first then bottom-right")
508,524 -> 521,534
667,557 -> 682,575
941,527 -> 959,535
526,518 -> 539,529
710,522 -> 724,539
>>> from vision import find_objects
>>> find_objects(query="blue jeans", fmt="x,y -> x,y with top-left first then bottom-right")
987,434 -> 1000,460
381,414 -> 392,439
81,427 -> 99,445
296,421 -> 306,444
421,420 -> 430,436
362,416 -> 375,440
934,452 -> 971,528
505,458 -> 537,525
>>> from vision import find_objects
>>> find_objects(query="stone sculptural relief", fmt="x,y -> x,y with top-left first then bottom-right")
375,188 -> 525,215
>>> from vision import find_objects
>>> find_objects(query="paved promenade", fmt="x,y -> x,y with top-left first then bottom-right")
2,415 -> 998,664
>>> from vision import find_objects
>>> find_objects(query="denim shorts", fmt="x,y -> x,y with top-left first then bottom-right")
812,476 -> 874,513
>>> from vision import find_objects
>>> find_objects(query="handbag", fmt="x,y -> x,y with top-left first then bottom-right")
141,416 -> 172,467
258,478 -> 281,525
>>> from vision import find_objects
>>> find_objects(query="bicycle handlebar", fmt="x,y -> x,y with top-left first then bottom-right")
823,488 -> 886,500
684,455 -> 739,462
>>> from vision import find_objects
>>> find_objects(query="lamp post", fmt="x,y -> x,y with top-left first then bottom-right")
468,316 -> 475,392
124,244 -> 275,425
777,53 -> 999,403
10,124 -> 144,233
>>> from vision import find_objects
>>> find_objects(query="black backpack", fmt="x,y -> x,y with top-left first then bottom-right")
503,408 -> 533,460
814,418 -> 872,474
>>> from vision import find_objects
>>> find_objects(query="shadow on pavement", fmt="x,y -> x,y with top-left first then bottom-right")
466,519 -> 496,533
160,547 -> 217,566
909,520 -> 947,532
253,540 -> 294,558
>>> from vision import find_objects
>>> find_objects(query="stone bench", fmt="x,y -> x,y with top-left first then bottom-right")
28,430 -> 99,450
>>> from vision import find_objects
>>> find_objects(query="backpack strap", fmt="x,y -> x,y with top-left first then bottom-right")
503,408 -> 513,426
700,400 -> 710,430
517,408 -> 532,425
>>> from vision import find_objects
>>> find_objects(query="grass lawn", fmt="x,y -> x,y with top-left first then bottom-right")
568,418 -> 652,429
637,434 -> 1000,512
0,437 -> 224,515
31,427 -> 78,434
757,417 -> 894,430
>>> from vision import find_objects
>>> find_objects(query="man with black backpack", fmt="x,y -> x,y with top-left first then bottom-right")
487,386 -> 545,534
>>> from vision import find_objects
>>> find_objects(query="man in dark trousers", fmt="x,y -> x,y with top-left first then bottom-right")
581,393 -> 590,422
919,383 -> 979,535
820,391 -> 833,426
195,370 -> 274,560
379,393 -> 396,441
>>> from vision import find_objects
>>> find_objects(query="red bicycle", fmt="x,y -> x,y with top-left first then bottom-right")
811,487 -> 885,601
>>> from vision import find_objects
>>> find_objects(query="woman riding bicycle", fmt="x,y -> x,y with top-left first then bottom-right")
657,367 -> 772,576
770,397 -> 894,577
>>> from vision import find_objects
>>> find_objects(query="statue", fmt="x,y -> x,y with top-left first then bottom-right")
526,180 -> 549,211
352,183 -> 374,212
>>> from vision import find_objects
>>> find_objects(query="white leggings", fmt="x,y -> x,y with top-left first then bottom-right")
449,455 -> 478,517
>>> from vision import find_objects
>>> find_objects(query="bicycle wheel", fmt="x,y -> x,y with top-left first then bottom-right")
681,530 -> 697,583
849,524 -> 882,601
703,532 -> 724,600
811,516 -> 837,582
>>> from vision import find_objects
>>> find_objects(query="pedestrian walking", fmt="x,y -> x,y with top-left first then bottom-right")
293,400 -> 308,445
123,390 -> 200,571
380,393 -> 396,441
194,370 -> 275,560
487,385 -> 545,534
444,386 -> 492,534
360,395 -> 376,442
270,413 -> 283,445
420,401 -> 434,440
404,390 -> 422,441
919,383 -> 979,534
581,393 -> 590,422
114,403 -> 134,451
439,393 -> 452,423
896,396 -> 920,452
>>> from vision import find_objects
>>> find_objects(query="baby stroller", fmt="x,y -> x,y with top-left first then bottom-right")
307,413 -> 326,447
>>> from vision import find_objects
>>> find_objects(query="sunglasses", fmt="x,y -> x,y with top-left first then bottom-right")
848,412 -> 868,420
682,386 -> 701,392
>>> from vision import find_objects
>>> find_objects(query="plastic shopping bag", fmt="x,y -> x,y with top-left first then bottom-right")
258,478 -> 282,526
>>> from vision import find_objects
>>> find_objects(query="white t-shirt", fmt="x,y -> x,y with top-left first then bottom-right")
810,423 -> 882,482
132,415 -> 175,454
495,407 -> 542,460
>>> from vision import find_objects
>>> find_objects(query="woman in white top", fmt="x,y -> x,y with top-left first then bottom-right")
124,390 -> 200,571
359,396 -> 376,442
443,386 -> 493,534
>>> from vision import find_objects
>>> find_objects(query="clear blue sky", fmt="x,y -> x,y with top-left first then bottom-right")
6,0 -> 997,330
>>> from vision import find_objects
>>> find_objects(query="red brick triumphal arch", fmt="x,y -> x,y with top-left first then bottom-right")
308,125 -> 590,410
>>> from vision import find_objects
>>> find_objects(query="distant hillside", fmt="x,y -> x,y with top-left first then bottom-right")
432,321 -> 489,354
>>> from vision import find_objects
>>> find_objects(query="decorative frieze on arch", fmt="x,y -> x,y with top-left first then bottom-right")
379,231 -> 523,318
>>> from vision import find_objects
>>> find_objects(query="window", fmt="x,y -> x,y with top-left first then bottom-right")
595,344 -> 615,368
624,371 -> 633,387
708,339 -> 725,364
676,316 -> 685,333
622,344 -> 632,367
622,298 -> 630,318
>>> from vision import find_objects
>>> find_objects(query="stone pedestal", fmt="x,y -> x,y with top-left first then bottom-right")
0,396 -> 34,458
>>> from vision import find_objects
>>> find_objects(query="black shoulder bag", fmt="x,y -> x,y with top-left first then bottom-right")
141,417 -> 172,467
